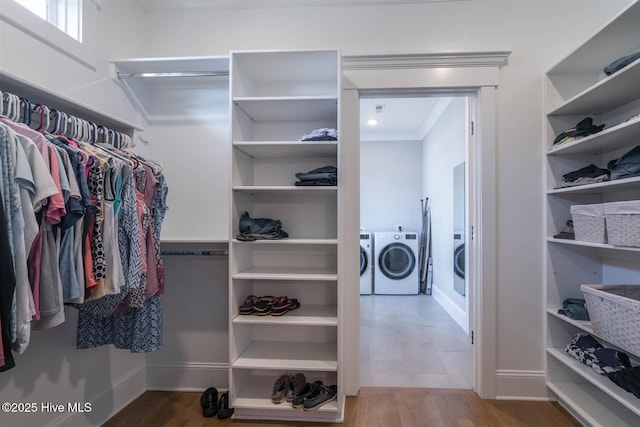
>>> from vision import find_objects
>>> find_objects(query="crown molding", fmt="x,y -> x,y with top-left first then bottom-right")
342,51 -> 511,70
130,0 -> 471,12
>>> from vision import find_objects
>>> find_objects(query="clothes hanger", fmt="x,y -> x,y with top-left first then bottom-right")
19,98 -> 31,127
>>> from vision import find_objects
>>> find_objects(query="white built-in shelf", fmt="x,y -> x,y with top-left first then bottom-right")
546,237 -> 640,253
233,375 -> 338,413
547,59 -> 640,116
233,141 -> 337,158
232,266 -> 338,281
233,97 -> 338,121
233,305 -> 338,326
547,2 -> 640,76
232,238 -> 338,245
547,176 -> 640,195
546,309 -> 593,334
113,56 -> 229,77
548,348 -> 640,417
546,116 -> 640,156
232,341 -> 338,371
233,186 -> 337,195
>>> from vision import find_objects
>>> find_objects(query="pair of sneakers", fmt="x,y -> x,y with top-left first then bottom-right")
272,373 -> 337,411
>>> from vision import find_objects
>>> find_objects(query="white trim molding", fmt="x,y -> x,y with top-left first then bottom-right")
432,284 -> 469,334
343,52 -> 511,71
495,370 -> 548,401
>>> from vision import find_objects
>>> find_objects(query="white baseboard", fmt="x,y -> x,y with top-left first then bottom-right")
51,365 -> 147,427
495,370 -> 548,400
432,285 -> 469,333
146,362 -> 229,391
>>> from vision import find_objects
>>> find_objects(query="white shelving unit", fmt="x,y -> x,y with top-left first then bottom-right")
228,49 -> 343,422
544,2 -> 640,425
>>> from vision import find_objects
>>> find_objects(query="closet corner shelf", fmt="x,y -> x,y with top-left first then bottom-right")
546,176 -> 640,195
546,58 -> 640,116
232,186 -> 338,195
233,305 -> 338,326
231,238 -> 338,245
233,141 -> 338,158
232,341 -> 338,371
546,308 -> 593,334
232,266 -> 338,281
546,117 -> 640,156
546,237 -> 640,253
547,348 -> 640,417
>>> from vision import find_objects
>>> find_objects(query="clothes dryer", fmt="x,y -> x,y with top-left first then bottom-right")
360,232 -> 373,295
374,232 -> 419,294
453,230 -> 465,296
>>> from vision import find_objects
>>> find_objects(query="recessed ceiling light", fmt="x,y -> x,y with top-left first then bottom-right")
367,119 -> 379,126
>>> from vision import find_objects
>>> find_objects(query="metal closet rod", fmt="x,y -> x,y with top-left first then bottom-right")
160,250 -> 229,256
117,71 -> 229,79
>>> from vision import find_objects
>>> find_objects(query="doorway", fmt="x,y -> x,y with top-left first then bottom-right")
359,93 -> 474,388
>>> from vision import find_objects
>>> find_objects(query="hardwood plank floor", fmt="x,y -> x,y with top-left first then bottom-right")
103,388 -> 580,427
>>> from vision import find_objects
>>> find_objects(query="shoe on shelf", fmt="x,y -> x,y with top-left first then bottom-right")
271,297 -> 300,316
303,384 -> 337,412
286,372 -> 306,402
200,387 -> 218,417
254,296 -> 277,316
272,374 -> 292,404
239,295 -> 259,315
291,381 -> 323,409
217,391 -> 234,419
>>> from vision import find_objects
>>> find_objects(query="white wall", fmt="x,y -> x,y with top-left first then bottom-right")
422,98 -> 466,313
130,0 -> 633,398
360,140 -> 423,233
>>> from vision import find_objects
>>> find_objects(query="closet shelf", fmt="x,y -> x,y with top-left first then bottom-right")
232,341 -> 338,371
233,186 -> 337,194
232,266 -> 338,281
546,116 -> 640,156
232,238 -> 338,245
233,305 -> 337,326
233,141 -> 337,158
233,97 -> 338,121
547,348 -> 640,417
546,309 -> 593,335
546,237 -> 640,253
546,176 -> 640,195
547,59 -> 640,116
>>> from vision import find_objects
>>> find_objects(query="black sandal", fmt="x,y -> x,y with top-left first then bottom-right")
217,391 -> 235,419
200,387 -> 218,417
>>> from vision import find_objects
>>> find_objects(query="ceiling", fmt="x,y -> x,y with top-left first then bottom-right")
122,0 -> 471,11
360,96 -> 453,142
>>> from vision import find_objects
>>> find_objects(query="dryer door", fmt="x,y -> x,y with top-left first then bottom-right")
360,245 -> 368,276
454,243 -> 465,279
378,242 -> 416,280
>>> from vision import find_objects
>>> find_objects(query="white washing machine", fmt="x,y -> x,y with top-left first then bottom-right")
374,232 -> 419,294
453,230 -> 465,296
360,232 -> 373,295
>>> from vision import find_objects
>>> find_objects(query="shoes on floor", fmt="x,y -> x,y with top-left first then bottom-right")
200,387 -> 218,417
216,391 -> 234,419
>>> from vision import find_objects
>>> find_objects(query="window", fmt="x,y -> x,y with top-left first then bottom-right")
13,0 -> 82,41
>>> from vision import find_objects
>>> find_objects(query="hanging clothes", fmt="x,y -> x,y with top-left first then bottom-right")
0,92 -> 169,372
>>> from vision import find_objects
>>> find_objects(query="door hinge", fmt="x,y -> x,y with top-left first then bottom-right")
471,330 -> 474,345
471,121 -> 475,136
471,226 -> 474,240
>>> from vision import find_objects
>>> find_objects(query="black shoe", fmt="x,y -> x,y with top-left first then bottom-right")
217,391 -> 235,419
303,384 -> 337,412
200,387 -> 218,417
291,381 -> 323,408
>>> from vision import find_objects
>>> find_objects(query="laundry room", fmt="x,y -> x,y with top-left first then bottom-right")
359,94 -> 473,388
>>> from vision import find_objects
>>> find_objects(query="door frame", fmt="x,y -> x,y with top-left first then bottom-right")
340,52 -> 508,399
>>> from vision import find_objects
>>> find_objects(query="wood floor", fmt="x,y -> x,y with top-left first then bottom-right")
103,388 -> 580,427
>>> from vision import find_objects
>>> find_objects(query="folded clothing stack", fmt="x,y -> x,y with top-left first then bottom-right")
557,297 -> 589,320
295,165 -> 337,186
609,367 -> 640,398
556,164 -> 610,188
300,128 -> 337,141
565,333 -> 631,375
607,145 -> 640,180
553,117 -> 605,146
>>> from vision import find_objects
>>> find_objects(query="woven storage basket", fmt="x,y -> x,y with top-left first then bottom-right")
603,200 -> 640,247
581,284 -> 640,357
570,203 -> 606,244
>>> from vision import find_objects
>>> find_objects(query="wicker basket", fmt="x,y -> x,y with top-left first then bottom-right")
570,204 -> 606,244
603,200 -> 640,247
581,284 -> 640,357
